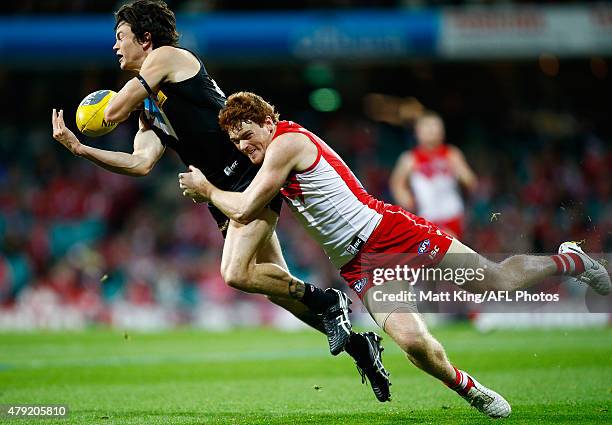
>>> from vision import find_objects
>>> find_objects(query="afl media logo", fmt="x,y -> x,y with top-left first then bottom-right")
417,239 -> 431,255
353,277 -> 368,294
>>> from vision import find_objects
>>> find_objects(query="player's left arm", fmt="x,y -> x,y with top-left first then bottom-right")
448,145 -> 478,191
179,134 -> 304,224
104,47 -> 173,123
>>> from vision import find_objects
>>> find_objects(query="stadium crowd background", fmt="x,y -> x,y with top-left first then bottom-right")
0,0 -> 610,329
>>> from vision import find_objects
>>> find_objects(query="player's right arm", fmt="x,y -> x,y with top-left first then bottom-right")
104,46 -> 192,123
389,151 -> 416,211
51,108 -> 164,177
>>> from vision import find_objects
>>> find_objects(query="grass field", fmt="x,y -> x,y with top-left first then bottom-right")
0,325 -> 610,424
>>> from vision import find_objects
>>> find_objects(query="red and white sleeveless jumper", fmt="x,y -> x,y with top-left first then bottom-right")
275,121 -> 452,299
410,145 -> 465,238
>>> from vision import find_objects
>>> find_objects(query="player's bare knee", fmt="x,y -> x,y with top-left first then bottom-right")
221,263 -> 252,291
220,254 -> 234,281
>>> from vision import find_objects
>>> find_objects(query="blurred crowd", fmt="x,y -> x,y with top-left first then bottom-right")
0,59 -> 610,329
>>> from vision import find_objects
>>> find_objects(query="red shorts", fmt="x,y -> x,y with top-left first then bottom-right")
340,205 -> 453,300
433,215 -> 464,239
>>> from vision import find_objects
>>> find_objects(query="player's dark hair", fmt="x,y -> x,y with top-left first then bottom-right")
219,92 -> 280,132
115,0 -> 179,48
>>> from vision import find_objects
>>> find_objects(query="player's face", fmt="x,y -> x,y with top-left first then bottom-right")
229,118 -> 275,165
416,116 -> 445,148
113,22 -> 147,71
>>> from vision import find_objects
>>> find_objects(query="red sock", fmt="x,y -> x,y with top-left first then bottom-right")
447,366 -> 474,396
551,253 -> 585,276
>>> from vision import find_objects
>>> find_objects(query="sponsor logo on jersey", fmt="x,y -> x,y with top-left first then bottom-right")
418,238 -> 431,255
224,160 -> 239,176
157,90 -> 167,107
353,277 -> 368,294
346,235 -> 366,255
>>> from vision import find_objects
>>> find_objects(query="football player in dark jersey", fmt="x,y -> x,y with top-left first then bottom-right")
51,0 -> 390,401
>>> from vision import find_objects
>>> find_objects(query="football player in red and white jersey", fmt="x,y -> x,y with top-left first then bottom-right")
179,92 -> 610,419
390,111 -> 477,239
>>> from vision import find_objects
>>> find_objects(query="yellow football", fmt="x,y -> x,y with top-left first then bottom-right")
75,90 -> 118,137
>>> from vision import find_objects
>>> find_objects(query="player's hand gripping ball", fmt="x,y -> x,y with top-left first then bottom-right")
75,90 -> 118,136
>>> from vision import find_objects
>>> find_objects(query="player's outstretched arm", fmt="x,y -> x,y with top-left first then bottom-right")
363,93 -> 423,126
52,109 -> 165,177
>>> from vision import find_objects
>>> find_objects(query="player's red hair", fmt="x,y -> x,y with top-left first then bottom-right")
219,92 -> 280,132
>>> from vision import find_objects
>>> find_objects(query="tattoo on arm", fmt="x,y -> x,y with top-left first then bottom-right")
288,279 -> 305,299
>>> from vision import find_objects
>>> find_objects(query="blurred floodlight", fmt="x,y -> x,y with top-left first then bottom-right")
309,88 -> 341,112
303,63 -> 335,87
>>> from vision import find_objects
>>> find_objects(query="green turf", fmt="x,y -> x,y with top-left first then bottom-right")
0,325 -> 610,424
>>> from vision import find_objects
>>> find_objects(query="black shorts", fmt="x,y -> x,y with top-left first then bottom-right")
206,164 -> 282,238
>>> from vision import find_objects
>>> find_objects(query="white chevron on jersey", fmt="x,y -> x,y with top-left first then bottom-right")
412,173 -> 463,222
277,121 -> 385,268
411,146 -> 463,222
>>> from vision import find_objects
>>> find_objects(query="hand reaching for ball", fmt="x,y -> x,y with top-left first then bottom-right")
52,109 -> 82,156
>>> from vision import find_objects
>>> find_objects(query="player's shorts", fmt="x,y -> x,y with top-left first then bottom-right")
433,215 -> 464,239
206,165 -> 283,237
340,205 -> 453,327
